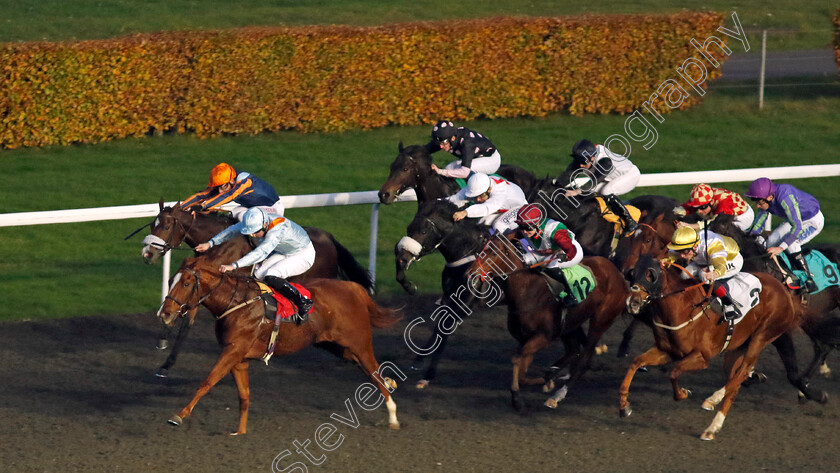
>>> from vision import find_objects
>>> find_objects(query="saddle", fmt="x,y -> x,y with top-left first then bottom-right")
256,281 -> 312,364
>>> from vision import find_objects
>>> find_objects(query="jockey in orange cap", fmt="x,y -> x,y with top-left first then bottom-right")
182,163 -> 285,220
678,183 -> 754,233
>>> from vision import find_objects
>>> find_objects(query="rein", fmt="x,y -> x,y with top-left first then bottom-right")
638,223 -> 671,245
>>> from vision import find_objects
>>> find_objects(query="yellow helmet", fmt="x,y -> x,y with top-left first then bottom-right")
667,226 -> 699,251
209,163 -> 236,187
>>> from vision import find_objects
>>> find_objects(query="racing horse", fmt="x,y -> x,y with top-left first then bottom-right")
157,253 -> 402,435
378,143 -> 536,205
469,233 -> 630,411
619,215 -> 840,390
526,175 -> 679,259
141,201 -> 374,377
620,255 -> 825,440
395,199 -> 493,388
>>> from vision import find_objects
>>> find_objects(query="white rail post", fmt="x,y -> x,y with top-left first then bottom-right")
759,30 -> 767,110
369,203 -> 380,283
161,251 -> 171,302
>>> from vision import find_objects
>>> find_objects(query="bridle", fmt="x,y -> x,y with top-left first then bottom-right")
152,210 -> 197,253
163,268 -> 228,318
629,261 -> 714,330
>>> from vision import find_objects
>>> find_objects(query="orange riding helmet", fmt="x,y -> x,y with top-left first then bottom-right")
209,163 -> 236,187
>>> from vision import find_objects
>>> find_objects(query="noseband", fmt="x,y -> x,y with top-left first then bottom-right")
163,268 -> 226,318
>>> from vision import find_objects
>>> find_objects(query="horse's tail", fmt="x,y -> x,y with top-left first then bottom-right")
365,293 -> 403,329
329,233 -> 376,295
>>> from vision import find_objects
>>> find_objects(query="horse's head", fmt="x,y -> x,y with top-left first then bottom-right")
157,257 -> 223,326
142,202 -> 195,264
379,142 -> 433,204
620,214 -> 674,276
626,255 -> 665,315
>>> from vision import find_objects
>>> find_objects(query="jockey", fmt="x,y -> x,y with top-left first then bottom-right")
666,226 -> 744,321
195,207 -> 314,321
448,172 -> 528,234
564,139 -> 640,233
745,177 -> 823,293
182,163 -> 285,220
515,204 -> 584,296
425,120 -> 501,178
678,183 -> 755,233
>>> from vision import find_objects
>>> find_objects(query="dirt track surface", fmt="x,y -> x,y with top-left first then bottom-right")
2,295 -> 839,473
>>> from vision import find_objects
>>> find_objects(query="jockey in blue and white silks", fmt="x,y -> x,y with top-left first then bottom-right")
746,177 -> 823,293
197,207 -> 314,318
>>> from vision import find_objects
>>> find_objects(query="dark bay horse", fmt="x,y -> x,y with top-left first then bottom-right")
526,175 -> 678,259
157,255 -> 403,434
378,143 -> 536,205
470,234 -> 630,411
621,255 -> 825,440
395,199 -> 493,388
142,202 -> 374,377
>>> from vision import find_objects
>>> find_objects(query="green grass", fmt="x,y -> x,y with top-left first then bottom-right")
0,0 -> 835,50
1,79 -> 839,321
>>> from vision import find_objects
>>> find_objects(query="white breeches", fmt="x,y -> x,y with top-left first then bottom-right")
253,242 -> 316,280
445,150 -> 502,175
766,211 -> 824,254
733,206 -> 754,232
545,241 -> 585,269
480,206 -> 521,234
230,199 -> 286,221
593,166 -> 641,196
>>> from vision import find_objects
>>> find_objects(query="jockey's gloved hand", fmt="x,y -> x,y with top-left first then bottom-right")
522,251 -> 540,266
754,235 -> 766,248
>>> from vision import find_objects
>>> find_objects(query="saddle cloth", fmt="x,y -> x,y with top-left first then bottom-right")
776,249 -> 840,294
721,272 -> 762,324
595,197 -> 641,237
542,264 -> 597,305
256,281 -> 311,322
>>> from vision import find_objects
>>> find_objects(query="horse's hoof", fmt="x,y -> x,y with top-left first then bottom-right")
542,380 -> 555,393
155,368 -> 168,378
638,366 -> 648,373
819,365 -> 831,379
797,391 -> 809,405
819,391 -> 829,404
511,391 -> 526,413
167,415 -> 182,426
389,422 -> 401,430
383,377 -> 398,390
416,379 -> 429,390
544,399 -> 558,409
700,431 -> 715,441
619,406 -> 632,418
230,431 -> 246,436
595,344 -> 608,355
156,339 -> 169,350
701,400 -> 715,411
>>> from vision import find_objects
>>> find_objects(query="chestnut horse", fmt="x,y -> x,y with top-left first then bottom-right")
621,255 -> 824,440
378,143 -> 536,205
619,215 -> 840,390
157,254 -> 402,435
140,202 -> 374,377
470,234 -> 630,411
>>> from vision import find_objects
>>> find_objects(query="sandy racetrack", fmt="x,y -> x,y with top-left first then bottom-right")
1,294 -> 838,473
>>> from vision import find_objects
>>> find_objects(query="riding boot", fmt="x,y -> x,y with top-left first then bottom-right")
791,251 -> 818,293
713,282 -> 741,322
606,194 -> 638,234
544,266 -> 575,305
264,276 -> 313,324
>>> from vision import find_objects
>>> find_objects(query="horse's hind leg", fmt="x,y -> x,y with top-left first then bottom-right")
617,318 -> 640,358
770,332 -> 828,404
156,317 -> 192,378
343,344 -> 400,430
230,361 -> 250,435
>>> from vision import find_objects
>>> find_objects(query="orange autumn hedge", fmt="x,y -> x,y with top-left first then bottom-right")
0,12 -> 727,148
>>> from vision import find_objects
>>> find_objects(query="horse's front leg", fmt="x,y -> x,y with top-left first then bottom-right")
669,351 -> 710,401
168,345 -> 248,428
156,317 -> 193,378
230,361 -> 250,435
619,346 -> 671,417
511,334 -> 551,412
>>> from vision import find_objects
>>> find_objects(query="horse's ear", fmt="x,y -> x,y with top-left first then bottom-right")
398,141 -> 404,152
159,198 -> 165,211
653,213 -> 664,223
173,201 -> 182,210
